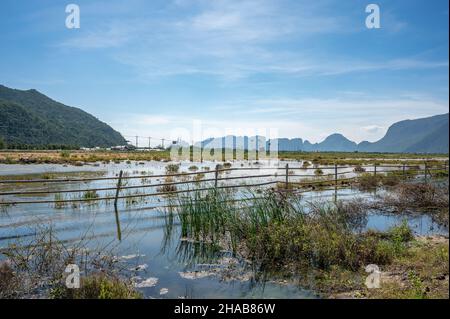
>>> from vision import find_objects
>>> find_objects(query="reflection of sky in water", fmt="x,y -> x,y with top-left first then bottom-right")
0,161 -> 448,298
366,213 -> 448,236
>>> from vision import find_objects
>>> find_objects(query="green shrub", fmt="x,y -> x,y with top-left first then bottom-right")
168,190 -> 415,272
83,190 -> 99,200
353,165 -> 366,173
62,273 -> 141,299
188,165 -> 199,171
165,164 -> 180,174
357,173 -> 382,190
314,168 -> 324,176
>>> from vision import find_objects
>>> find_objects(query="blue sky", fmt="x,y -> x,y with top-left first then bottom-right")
0,0 -> 448,144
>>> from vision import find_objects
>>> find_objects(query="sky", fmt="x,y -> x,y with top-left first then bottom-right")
0,0 -> 448,144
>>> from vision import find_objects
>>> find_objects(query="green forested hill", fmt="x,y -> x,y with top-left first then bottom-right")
0,85 -> 126,148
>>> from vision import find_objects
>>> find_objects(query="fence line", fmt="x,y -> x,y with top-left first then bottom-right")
0,163 -> 442,184
0,162 -> 447,206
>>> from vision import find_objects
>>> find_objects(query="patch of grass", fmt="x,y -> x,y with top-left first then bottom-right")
157,176 -> 177,194
365,240 -> 449,299
353,165 -> 366,173
314,168 -> 324,176
1,226 -> 128,299
0,261 -> 18,299
165,163 -> 180,174
58,273 -> 142,299
168,189 -> 415,273
83,190 -> 99,201
357,173 -> 382,190
54,193 -> 67,209
223,162 -> 232,169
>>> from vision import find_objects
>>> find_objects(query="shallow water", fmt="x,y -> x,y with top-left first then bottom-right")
0,161 -> 447,298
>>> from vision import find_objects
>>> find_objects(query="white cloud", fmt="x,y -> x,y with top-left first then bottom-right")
56,0 -> 448,80
362,125 -> 384,134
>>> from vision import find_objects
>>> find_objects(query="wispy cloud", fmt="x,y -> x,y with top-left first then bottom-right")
56,0 -> 448,81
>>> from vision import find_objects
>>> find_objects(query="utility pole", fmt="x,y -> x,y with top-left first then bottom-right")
161,138 -> 165,149
135,135 -> 138,148
148,137 -> 151,150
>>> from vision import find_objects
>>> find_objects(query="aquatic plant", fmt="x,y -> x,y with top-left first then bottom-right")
314,168 -> 324,176
166,189 -> 414,272
165,164 -> 180,174
83,190 -> 99,201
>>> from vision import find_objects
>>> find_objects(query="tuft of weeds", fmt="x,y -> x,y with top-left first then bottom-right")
353,165 -> 366,173
314,168 -> 324,176
167,189 -> 415,273
83,190 -> 99,201
0,226 -> 129,299
356,173 -> 382,190
0,261 -> 18,299
165,164 -> 180,174
157,176 -> 177,194
57,273 -> 141,299
54,193 -> 67,209
188,165 -> 199,172
223,162 -> 232,169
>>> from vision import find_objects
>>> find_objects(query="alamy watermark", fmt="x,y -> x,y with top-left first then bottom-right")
365,264 -> 381,289
366,4 -> 381,29
65,4 -> 80,29
168,120 -> 280,164
63,3 -> 379,30
65,264 -> 80,289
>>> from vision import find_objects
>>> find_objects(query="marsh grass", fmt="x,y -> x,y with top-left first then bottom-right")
166,189 -> 413,273
165,164 -> 180,174
157,176 -> 178,194
83,190 -> 99,201
58,273 -> 142,299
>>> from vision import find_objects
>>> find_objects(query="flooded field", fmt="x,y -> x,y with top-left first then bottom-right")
0,160 -> 448,299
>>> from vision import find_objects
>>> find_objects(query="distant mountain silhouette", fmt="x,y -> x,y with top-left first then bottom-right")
197,113 -> 449,154
358,113 -> 449,153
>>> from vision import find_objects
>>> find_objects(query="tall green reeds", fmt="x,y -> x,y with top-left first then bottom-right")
166,188 -> 412,272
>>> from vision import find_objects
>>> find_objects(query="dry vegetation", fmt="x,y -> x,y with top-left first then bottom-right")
0,226 -> 140,299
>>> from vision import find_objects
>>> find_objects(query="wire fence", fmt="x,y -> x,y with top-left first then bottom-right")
0,161 -> 448,206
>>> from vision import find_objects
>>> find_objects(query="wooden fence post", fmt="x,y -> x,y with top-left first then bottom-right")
424,161 -> 428,184
374,164 -> 377,177
114,170 -> 123,207
334,164 -> 338,186
403,163 -> 406,180
114,206 -> 122,241
214,164 -> 219,189
285,163 -> 289,189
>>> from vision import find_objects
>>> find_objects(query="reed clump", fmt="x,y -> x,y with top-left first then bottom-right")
168,189 -> 413,272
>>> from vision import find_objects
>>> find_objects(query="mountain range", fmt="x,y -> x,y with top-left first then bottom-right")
197,113 -> 449,154
0,84 -> 448,153
0,85 -> 126,148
